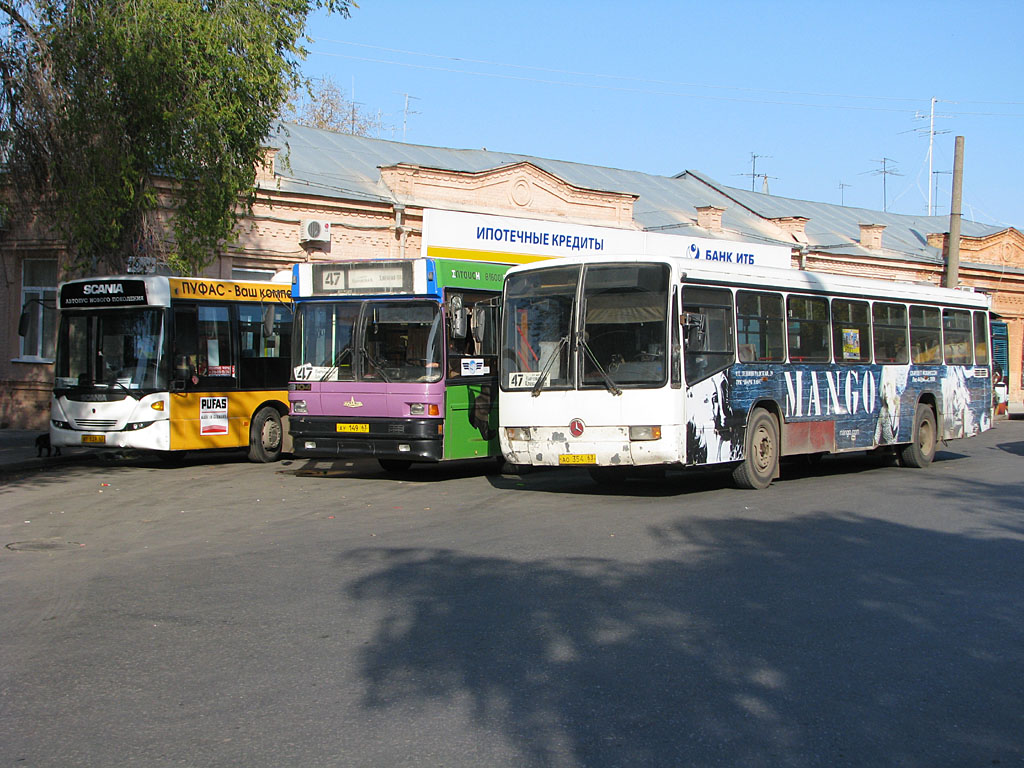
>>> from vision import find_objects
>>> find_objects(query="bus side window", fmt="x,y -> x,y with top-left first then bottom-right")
872,302 -> 908,364
910,305 -> 941,365
787,295 -> 830,363
172,306 -> 199,386
196,304 -> 235,382
832,299 -> 872,364
973,311 -> 989,366
943,309 -> 973,365
736,290 -> 785,362
682,286 -> 734,385
238,303 -> 292,388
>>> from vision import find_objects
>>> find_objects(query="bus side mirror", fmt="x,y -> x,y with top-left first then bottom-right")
471,306 -> 487,344
262,306 -> 275,338
681,311 -> 706,349
18,310 -> 29,337
449,295 -> 467,339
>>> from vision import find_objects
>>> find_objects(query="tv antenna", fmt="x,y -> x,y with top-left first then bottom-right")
738,152 -> 772,192
931,169 -> 952,215
912,98 -> 953,215
838,181 -> 853,206
861,158 -> 903,212
398,93 -> 420,140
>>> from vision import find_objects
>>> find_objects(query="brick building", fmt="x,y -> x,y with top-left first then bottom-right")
2,122 -> 1021,429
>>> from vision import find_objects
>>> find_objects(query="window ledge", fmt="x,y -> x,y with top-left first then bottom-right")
11,357 -> 54,365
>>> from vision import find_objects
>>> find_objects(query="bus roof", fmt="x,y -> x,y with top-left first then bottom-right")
504,255 -> 992,310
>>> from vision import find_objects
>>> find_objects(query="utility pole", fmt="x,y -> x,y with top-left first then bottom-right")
945,136 -> 964,288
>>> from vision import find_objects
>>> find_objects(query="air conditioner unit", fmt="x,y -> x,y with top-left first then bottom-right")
299,219 -> 331,244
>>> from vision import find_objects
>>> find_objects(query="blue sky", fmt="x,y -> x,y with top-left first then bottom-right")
301,0 -> 1023,227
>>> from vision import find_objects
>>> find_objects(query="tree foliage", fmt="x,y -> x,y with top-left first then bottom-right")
282,74 -> 380,136
0,0 -> 351,276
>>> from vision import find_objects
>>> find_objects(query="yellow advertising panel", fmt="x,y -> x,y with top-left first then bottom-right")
168,278 -> 291,304
167,390 -> 287,451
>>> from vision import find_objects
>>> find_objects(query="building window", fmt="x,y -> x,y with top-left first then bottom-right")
19,259 -> 58,361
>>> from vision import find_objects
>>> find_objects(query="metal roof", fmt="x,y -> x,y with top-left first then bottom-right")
265,122 -> 1011,267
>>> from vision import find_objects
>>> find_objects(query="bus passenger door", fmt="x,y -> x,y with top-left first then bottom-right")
444,294 -> 500,460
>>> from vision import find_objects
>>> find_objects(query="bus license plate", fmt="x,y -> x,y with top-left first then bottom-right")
81,434 -> 106,444
559,453 -> 596,465
336,423 -> 369,433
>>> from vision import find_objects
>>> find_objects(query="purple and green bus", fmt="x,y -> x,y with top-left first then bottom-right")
288,258 -> 508,471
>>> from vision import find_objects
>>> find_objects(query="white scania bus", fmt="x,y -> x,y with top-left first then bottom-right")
498,255 -> 993,489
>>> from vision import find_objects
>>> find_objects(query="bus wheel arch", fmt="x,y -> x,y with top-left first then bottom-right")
733,404 -> 780,490
900,399 -> 937,468
248,402 -> 287,463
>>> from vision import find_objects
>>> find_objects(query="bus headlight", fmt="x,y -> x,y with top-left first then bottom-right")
629,425 -> 662,441
52,420 -> 71,430
505,427 -> 531,442
150,400 -> 165,411
292,400 -> 308,414
126,421 -> 155,431
410,403 -> 440,416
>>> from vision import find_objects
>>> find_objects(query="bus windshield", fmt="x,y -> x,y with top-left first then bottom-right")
502,264 -> 579,391
294,300 -> 443,383
54,308 -> 168,392
502,263 -> 669,391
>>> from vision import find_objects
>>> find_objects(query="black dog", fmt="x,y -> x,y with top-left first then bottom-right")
35,433 -> 61,457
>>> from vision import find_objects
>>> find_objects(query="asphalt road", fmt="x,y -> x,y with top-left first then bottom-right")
2,421 -> 1024,767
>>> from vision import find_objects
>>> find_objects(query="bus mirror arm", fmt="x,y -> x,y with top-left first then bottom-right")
18,310 -> 29,337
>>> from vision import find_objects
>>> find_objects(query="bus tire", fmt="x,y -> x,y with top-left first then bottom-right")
899,403 -> 936,468
248,406 -> 283,463
379,459 -> 413,472
733,408 -> 779,490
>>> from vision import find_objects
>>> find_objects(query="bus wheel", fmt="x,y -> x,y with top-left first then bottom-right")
899,404 -> 936,468
379,459 -> 412,472
248,407 -> 283,463
733,408 -> 779,490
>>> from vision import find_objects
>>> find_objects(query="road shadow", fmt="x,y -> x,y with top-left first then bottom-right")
484,448 -> 970,497
283,456 -> 502,482
339,513 -> 1024,766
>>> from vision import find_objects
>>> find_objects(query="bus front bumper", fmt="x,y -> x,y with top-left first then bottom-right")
289,416 -> 443,462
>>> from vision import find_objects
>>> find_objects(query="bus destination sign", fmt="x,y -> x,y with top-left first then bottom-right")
312,261 -> 414,295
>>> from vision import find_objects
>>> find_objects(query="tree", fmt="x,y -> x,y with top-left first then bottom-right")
0,0 -> 351,276
282,74 -> 379,136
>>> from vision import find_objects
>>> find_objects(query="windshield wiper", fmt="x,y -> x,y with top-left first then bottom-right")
531,335 -> 568,397
360,344 -> 391,382
320,346 -> 353,381
579,335 -> 622,396
105,376 -> 138,399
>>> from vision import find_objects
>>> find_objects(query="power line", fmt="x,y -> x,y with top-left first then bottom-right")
309,38 -> 1024,115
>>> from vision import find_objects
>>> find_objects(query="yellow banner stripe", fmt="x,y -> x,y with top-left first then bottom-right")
425,246 -> 554,265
